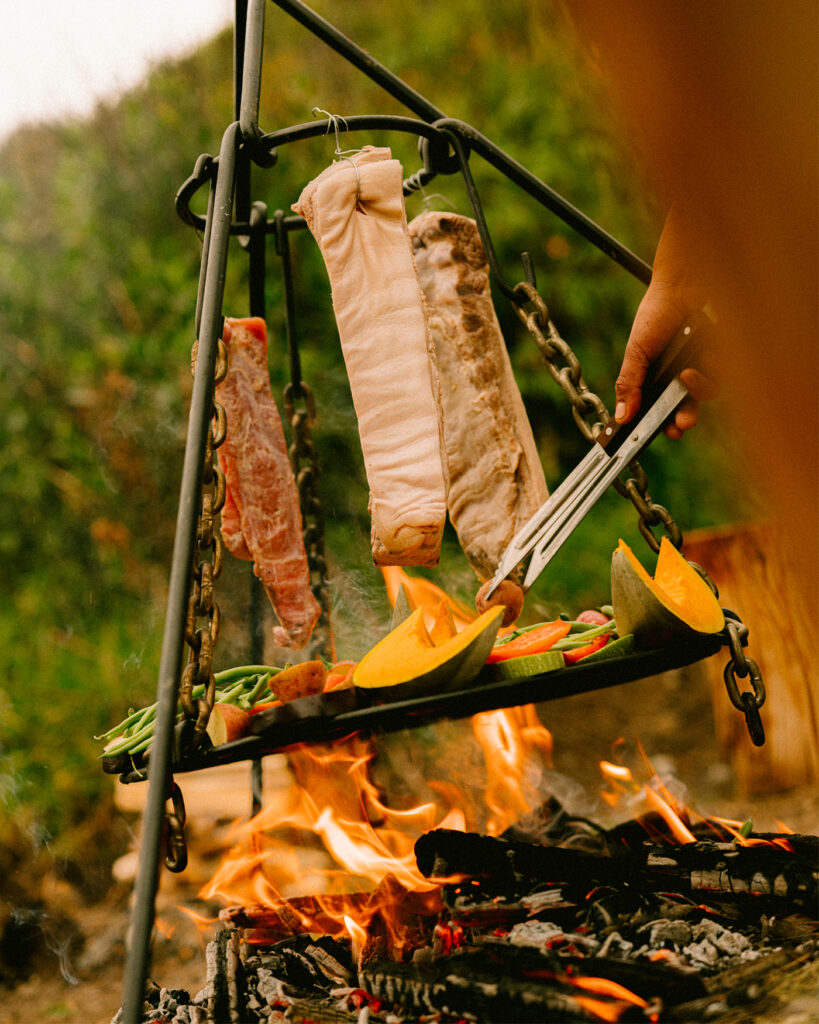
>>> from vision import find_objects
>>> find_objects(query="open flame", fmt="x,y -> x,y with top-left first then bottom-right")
600,748 -> 797,850
197,568 -> 794,981
200,571 -> 555,948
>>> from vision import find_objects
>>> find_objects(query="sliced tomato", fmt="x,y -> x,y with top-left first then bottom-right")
562,634 -> 610,664
486,620 -> 572,663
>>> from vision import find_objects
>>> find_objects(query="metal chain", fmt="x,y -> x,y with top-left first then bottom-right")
284,382 -> 335,663
513,282 -> 682,553
511,278 -> 765,743
161,781 -> 188,873
179,334 -> 228,750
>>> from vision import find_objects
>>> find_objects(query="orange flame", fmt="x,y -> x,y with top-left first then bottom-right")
154,917 -> 176,940
473,706 -> 553,835
380,566 -> 476,630
642,786 -> 697,844
344,914 -> 367,958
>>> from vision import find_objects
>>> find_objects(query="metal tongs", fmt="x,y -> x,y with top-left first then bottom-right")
485,308 -> 716,596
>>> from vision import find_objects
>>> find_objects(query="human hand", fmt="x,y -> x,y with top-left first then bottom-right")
615,211 -> 719,439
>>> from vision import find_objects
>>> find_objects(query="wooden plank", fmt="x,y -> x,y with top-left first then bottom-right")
684,520 -> 819,793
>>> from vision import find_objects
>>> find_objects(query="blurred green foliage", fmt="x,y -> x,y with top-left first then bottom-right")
0,0 -> 748,858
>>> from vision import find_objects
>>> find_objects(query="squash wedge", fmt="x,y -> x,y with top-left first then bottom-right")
611,538 -> 724,645
354,605 -> 504,699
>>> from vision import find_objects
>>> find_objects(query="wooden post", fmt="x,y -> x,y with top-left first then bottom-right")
684,520 -> 819,795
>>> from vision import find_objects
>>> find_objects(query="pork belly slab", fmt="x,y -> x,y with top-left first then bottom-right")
409,211 -> 549,582
215,317 -> 320,649
293,147 -> 448,567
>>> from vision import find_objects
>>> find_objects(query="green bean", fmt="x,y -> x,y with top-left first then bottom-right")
102,719 -> 157,758
214,664 -> 277,684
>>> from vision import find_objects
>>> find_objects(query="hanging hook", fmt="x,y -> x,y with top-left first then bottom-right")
312,107 -> 365,212
311,106 -> 361,158
418,185 -> 457,214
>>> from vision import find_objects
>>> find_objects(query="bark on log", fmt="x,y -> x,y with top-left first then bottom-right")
684,520 -> 819,793
416,829 -> 817,907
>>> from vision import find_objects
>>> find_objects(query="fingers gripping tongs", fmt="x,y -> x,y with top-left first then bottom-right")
485,309 -> 716,598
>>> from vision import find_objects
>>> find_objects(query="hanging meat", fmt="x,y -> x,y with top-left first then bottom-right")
408,210 -> 549,585
292,147 -> 448,567
215,317 -> 320,650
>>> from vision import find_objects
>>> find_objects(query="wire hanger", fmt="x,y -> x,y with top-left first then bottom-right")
312,106 -> 365,211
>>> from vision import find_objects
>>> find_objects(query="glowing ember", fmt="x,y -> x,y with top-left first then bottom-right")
570,974 -> 650,1007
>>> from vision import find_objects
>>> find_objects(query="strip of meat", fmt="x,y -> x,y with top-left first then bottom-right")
219,470 -> 253,561
408,211 -> 549,582
215,317 -> 320,649
292,147 -> 448,567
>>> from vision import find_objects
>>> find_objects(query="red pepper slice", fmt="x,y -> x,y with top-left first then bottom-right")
562,633 -> 610,664
486,620 -> 572,663
247,699 -> 282,715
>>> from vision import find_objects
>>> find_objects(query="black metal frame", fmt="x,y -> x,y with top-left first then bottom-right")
120,2 -> 658,1019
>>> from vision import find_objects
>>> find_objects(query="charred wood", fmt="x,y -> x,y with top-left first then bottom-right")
415,828 -> 632,892
219,894 -> 371,941
643,840 -> 818,906
416,829 -> 818,909
360,944 -> 708,1021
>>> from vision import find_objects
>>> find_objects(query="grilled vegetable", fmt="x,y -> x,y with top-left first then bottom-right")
562,633 -> 610,664
354,606 -> 504,697
98,667 -> 276,762
493,650 -> 565,679
486,619 -> 572,664
611,537 -> 724,644
206,703 -> 252,745
269,660 -> 327,702
475,579 -> 525,627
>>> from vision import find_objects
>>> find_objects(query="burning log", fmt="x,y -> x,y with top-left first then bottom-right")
415,828 -> 633,891
416,828 -> 819,909
219,894 -> 372,942
220,875 -> 442,958
643,839 -> 819,907
360,945 -> 707,1022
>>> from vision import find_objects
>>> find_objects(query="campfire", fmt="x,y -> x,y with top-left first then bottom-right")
116,574 -> 818,1024
105,7 -> 817,1024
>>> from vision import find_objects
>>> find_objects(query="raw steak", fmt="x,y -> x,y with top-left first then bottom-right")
216,317 -> 320,649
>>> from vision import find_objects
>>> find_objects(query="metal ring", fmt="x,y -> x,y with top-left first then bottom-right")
725,620 -> 749,677
742,691 -> 766,746
211,401 -> 227,448
214,338 -> 229,384
211,464 -> 227,515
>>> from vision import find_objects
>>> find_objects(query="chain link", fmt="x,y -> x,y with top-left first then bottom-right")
161,781 -> 188,873
512,280 -> 685,552
284,382 -> 335,662
511,278 -> 765,743
180,335 -> 228,751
